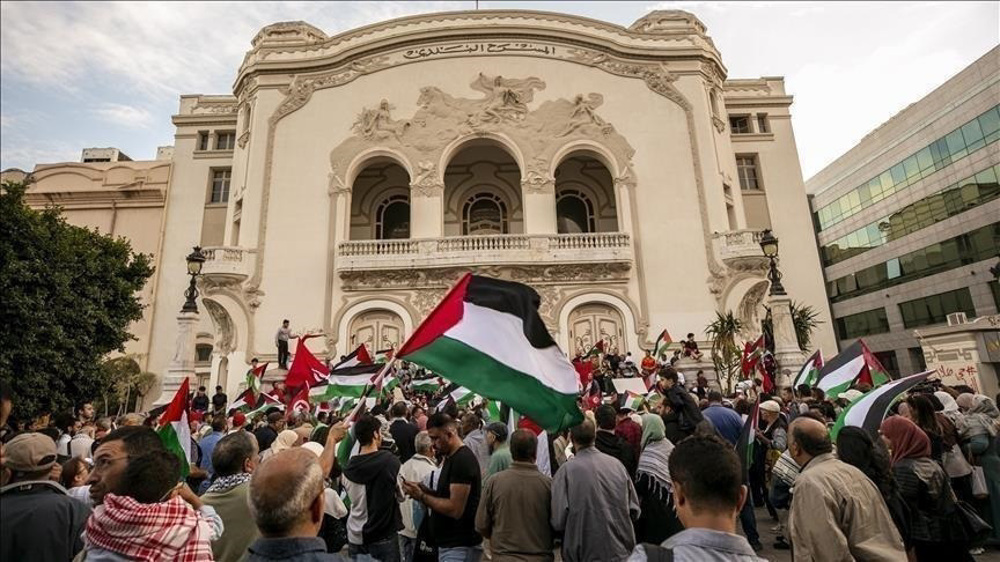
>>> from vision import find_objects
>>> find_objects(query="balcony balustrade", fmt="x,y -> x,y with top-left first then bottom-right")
711,229 -> 768,269
200,246 -> 255,281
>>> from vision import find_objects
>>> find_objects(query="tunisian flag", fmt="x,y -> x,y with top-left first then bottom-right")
284,334 -> 330,389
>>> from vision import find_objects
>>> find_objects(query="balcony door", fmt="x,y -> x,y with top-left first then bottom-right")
568,303 -> 626,356
349,309 -> 404,352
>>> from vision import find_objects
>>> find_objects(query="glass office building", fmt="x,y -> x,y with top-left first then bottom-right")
806,47 -> 1000,379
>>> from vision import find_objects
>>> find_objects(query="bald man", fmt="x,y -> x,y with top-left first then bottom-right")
786,417 -> 904,562
246,448 -> 346,561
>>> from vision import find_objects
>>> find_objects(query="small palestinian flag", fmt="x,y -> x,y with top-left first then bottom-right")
792,350 -> 823,389
411,377 -> 441,393
830,370 -> 934,441
622,390 -> 645,411
229,388 -> 257,414
245,393 -> 284,418
736,400 -> 760,482
285,334 -> 330,389
373,348 -> 394,364
310,363 -> 382,400
652,328 -> 673,357
449,385 -> 476,407
396,274 -> 584,432
156,378 -> 192,478
485,399 -> 501,422
246,362 -> 268,394
816,340 -> 867,399
583,339 -> 605,359
335,344 -> 373,369
855,342 -> 892,388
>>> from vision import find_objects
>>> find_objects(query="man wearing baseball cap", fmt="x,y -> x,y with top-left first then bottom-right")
1,432 -> 91,561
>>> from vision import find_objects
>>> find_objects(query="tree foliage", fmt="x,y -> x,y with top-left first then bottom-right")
0,181 -> 154,421
95,355 -> 157,418
704,311 -> 744,394
762,301 -> 823,352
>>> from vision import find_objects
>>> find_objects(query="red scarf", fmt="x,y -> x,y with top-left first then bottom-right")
880,415 -> 931,466
85,494 -> 213,562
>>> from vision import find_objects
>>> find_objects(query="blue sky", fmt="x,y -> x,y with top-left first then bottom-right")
1,1 -> 997,180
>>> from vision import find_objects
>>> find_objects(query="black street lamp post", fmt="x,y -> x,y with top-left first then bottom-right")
181,246 -> 206,313
758,229 -> 786,296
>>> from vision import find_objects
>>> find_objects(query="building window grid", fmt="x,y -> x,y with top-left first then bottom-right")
899,287 -> 977,329
215,132 -> 236,151
375,195 -> 410,240
737,155 -> 762,191
210,169 -> 232,204
197,131 -> 210,151
835,308 -> 890,340
821,164 -> 1000,266
730,115 -> 752,134
815,105 -> 1000,231
757,114 -> 769,133
827,222 -> 1000,303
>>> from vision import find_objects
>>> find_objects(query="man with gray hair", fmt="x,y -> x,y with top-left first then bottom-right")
203,431 -> 260,562
398,431 -> 437,562
247,448 -> 347,561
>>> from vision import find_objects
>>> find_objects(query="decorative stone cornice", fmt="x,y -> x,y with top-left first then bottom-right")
340,262 -> 632,291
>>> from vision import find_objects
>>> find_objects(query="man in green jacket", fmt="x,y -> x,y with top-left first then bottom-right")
202,431 -> 261,562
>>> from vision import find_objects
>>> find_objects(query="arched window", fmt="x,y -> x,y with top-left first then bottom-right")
556,190 -> 596,233
375,195 -> 410,239
463,193 -> 507,235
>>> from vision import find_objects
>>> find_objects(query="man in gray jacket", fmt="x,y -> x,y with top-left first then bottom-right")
551,420 -> 640,562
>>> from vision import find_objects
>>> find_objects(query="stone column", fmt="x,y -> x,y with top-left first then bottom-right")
157,311 -> 199,405
769,294 -> 807,387
410,182 -> 444,238
521,174 -> 557,235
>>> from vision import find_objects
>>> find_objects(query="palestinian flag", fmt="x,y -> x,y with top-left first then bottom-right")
652,328 -> 673,357
741,336 -> 765,378
246,362 -> 268,394
290,386 -> 310,414
736,400 -> 760,482
228,388 -> 257,414
816,340 -> 867,400
396,274 -> 584,432
285,334 -> 330,389
373,348 -> 394,364
856,342 -> 892,388
583,339 -> 605,358
245,393 -> 284,418
448,385 -> 476,407
622,390 -> 645,411
156,378 -> 192,479
411,377 -> 441,393
792,350 -> 824,389
830,370 -> 934,441
310,363 -> 382,400
334,344 -> 373,369
485,399 -> 501,422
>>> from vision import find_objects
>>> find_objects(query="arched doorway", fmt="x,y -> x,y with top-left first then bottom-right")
350,161 -> 411,240
555,156 -> 618,233
349,309 -> 405,352
568,303 -> 626,357
444,141 -> 523,236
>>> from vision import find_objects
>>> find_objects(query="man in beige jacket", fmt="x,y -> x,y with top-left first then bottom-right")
788,417 -> 906,561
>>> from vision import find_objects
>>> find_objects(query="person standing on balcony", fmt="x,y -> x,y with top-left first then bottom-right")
275,319 -> 292,370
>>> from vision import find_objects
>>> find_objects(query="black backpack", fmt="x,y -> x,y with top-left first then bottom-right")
640,543 -> 674,562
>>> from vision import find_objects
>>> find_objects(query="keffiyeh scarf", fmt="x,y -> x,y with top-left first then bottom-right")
636,437 -> 674,502
205,472 -> 252,494
85,493 -> 213,562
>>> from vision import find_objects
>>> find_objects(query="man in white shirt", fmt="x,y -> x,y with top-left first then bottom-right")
398,432 -> 437,562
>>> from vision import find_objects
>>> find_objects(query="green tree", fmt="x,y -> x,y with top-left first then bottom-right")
761,301 -> 823,352
704,311 -> 744,394
0,181 -> 154,421
95,355 -> 157,417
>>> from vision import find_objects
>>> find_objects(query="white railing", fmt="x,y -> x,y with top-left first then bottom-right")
337,232 -> 632,270
201,246 -> 255,279
711,229 -> 765,263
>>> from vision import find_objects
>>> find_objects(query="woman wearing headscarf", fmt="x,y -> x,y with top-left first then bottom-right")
880,415 -> 973,562
260,429 -> 301,462
632,413 -> 683,544
837,426 -> 912,552
934,391 -> 974,502
957,393 -> 1000,543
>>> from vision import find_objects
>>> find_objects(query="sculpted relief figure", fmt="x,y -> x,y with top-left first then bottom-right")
352,99 -> 409,140
469,73 -> 545,125
559,93 -> 613,136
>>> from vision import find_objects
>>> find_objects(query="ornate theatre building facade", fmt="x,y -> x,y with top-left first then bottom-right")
126,10 -> 837,403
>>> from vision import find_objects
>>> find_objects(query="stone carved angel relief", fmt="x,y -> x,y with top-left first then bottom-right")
559,93 -> 613,137
352,99 -> 409,140
468,73 -> 545,125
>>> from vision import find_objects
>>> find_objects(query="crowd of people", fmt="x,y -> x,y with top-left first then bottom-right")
2,357 -> 1000,561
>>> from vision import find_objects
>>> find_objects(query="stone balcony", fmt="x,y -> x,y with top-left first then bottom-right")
337,232 -> 632,272
711,229 -> 768,270
200,246 -> 256,281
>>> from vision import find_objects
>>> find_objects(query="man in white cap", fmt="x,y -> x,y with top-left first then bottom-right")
1,432 -> 91,561
750,400 -> 787,536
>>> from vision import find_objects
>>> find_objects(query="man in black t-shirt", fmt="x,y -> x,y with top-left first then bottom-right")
401,413 -> 483,561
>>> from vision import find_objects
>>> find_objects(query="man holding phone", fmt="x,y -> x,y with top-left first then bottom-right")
401,413 -> 483,562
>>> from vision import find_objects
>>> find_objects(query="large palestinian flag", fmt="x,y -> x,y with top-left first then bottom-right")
830,370 -> 934,440
815,340 -> 867,399
397,274 -> 583,432
792,350 -> 823,389
156,378 -> 192,478
309,363 -> 382,401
